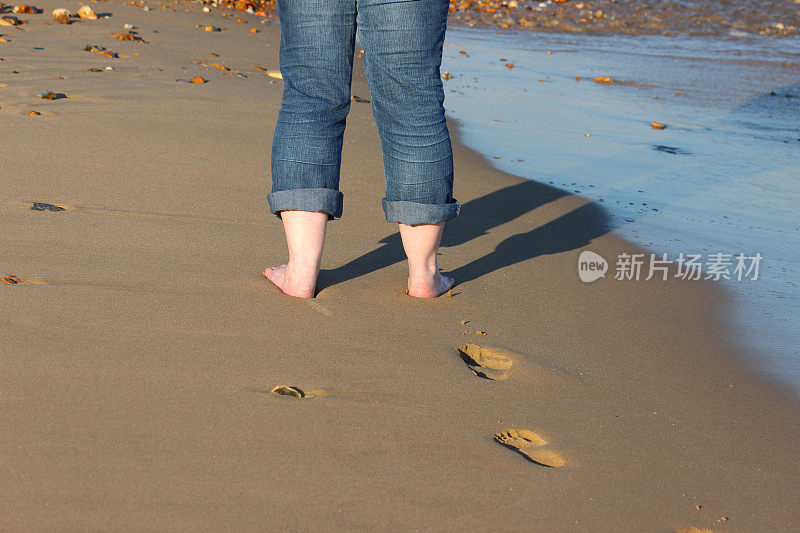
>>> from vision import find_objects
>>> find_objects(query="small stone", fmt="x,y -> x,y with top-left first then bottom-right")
39,91 -> 65,100
31,202 -> 64,211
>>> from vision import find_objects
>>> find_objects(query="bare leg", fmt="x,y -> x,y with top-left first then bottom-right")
264,210 -> 328,298
399,222 -> 455,298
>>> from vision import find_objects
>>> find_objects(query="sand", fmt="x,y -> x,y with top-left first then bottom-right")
2,1 -> 799,531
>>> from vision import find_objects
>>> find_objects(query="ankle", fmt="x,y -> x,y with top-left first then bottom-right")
287,258 -> 321,276
408,261 -> 439,279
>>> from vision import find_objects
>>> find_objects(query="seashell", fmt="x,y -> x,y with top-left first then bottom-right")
0,15 -> 23,25
77,5 -> 97,19
52,8 -> 71,24
12,5 -> 37,14
271,385 -> 304,398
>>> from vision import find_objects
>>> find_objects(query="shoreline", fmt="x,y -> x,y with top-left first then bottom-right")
2,1 -> 799,530
165,0 -> 800,38
445,0 -> 799,38
440,25 -> 800,394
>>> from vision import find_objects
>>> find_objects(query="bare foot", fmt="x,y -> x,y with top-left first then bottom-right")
407,267 -> 455,298
263,264 -> 317,298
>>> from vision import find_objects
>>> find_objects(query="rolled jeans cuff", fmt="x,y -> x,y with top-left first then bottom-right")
382,198 -> 461,225
267,188 -> 343,220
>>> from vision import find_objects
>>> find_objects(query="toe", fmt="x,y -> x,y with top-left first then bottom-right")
441,275 -> 456,294
264,267 -> 281,281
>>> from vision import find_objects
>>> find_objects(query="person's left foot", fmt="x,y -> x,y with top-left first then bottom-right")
263,264 -> 317,298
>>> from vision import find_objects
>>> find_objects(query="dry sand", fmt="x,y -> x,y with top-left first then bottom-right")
2,1 -> 799,531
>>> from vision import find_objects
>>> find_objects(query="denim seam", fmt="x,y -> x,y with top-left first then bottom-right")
272,157 -> 339,167
382,197 -> 460,225
267,187 -> 344,220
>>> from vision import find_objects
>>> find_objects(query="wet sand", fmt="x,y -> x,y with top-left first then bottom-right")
2,1 -> 799,531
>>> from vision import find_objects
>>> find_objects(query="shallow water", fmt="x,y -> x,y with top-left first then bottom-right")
441,27 -> 800,391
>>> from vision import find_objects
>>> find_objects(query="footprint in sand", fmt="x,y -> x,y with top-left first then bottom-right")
458,343 -> 514,380
494,428 -> 566,468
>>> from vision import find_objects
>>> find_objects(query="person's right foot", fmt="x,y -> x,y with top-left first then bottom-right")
407,269 -> 455,298
263,264 -> 317,298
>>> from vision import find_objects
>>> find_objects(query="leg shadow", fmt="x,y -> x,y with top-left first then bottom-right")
316,180 -> 610,290
448,201 -> 611,285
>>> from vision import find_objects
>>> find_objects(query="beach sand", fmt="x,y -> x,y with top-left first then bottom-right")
2,1 -> 799,530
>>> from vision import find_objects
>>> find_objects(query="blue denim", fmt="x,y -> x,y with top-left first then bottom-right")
268,0 -> 460,225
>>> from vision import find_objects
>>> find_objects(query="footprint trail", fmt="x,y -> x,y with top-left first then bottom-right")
495,428 -> 566,468
458,343 -> 514,380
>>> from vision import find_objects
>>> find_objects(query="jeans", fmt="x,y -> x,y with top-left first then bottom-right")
267,0 -> 460,225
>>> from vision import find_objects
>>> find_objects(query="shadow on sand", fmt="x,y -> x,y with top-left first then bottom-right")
316,179 -> 613,291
